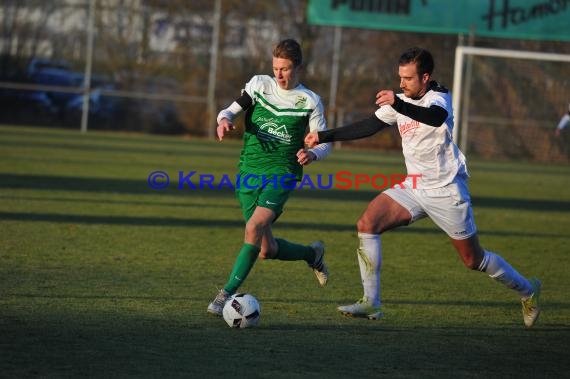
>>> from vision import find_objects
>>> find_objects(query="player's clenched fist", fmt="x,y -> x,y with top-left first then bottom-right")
304,132 -> 319,148
375,89 -> 395,107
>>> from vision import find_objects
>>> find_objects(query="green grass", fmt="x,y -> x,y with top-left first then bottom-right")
1,125 -> 569,378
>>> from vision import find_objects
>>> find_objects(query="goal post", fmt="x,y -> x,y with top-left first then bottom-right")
452,46 -> 570,162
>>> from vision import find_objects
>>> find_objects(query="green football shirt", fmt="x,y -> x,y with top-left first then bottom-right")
239,75 -> 327,179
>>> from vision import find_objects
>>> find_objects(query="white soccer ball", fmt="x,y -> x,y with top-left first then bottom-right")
222,293 -> 261,328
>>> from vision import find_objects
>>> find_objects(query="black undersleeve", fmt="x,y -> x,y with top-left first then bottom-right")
318,115 -> 389,143
392,96 -> 447,127
236,92 -> 253,110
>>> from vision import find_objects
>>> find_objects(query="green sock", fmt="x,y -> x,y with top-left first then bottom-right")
224,243 -> 260,294
275,238 -> 316,263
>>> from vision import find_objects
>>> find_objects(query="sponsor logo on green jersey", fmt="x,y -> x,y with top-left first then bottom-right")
258,122 -> 291,143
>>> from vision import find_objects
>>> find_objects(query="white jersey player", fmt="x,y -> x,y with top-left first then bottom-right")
305,47 -> 541,328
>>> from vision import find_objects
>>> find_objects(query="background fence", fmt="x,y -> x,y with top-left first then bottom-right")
0,0 -> 569,162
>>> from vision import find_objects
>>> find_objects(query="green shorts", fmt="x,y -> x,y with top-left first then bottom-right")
235,172 -> 296,221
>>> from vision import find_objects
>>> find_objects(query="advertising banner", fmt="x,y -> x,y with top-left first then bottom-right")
307,0 -> 570,41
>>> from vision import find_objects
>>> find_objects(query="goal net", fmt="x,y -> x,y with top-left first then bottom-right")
452,46 -> 570,163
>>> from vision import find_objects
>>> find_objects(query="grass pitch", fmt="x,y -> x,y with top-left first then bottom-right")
1,125 -> 569,378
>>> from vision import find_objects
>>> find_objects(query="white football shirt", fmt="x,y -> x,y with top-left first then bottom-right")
375,88 -> 467,189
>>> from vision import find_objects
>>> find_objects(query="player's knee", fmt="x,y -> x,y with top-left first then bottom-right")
244,220 -> 266,241
357,214 -> 376,233
356,216 -> 366,232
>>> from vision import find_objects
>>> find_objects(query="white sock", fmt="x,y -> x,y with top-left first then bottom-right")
478,250 -> 532,298
357,232 -> 382,307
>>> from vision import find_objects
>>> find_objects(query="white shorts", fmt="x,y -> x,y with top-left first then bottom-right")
383,177 -> 477,240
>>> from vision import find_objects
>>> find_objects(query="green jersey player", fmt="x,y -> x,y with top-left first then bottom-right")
207,39 -> 331,316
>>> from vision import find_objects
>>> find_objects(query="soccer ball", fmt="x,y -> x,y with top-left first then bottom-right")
222,293 -> 261,328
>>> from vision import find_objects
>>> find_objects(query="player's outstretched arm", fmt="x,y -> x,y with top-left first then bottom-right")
309,116 -> 389,145
215,92 -> 253,142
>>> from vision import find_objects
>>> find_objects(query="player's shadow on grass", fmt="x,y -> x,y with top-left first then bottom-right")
3,173 -> 570,212
0,194 -> 241,210
0,211 -> 568,239
0,211 -> 353,231
260,296 -> 570,310
294,188 -> 570,212
0,173 -> 234,197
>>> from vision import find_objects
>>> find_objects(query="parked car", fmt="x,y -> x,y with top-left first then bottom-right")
29,67 -> 78,114
26,58 -> 72,76
0,58 -> 78,125
2,57 -> 187,133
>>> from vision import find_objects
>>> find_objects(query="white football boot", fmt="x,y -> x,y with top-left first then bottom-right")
309,241 -> 328,287
207,289 -> 230,316
338,297 -> 382,320
521,278 -> 541,328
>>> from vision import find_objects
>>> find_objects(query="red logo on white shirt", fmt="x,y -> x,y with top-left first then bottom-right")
399,120 -> 420,136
